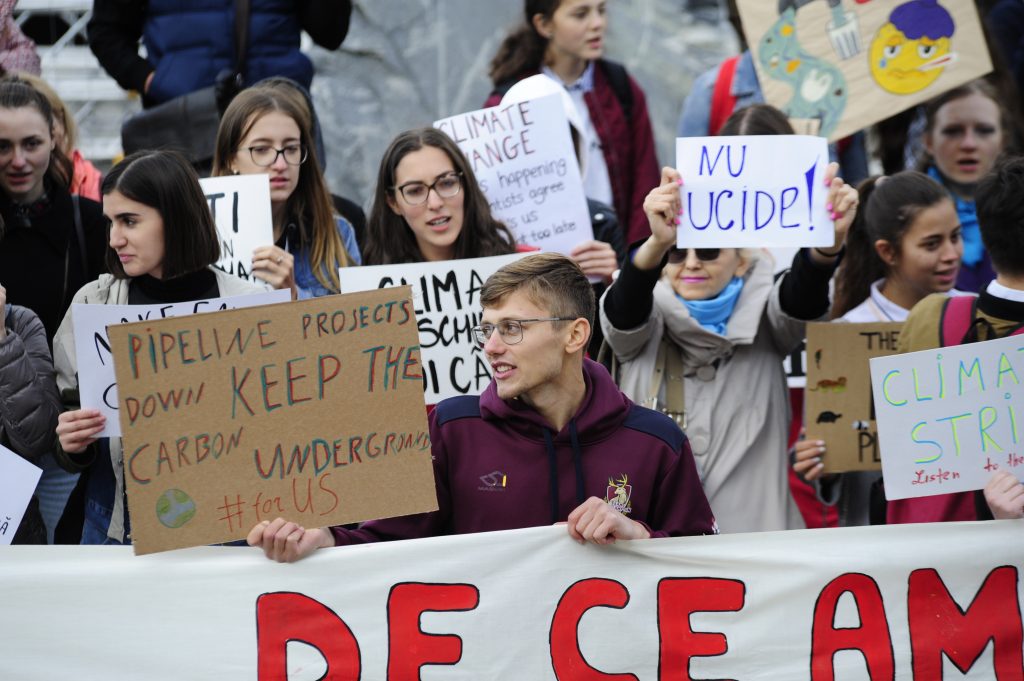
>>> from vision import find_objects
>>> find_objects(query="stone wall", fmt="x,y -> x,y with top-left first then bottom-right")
310,0 -> 737,208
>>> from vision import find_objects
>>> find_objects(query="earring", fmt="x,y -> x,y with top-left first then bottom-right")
232,169 -> 240,176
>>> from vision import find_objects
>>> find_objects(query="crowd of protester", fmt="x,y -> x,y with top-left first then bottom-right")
2,0 -> 1023,554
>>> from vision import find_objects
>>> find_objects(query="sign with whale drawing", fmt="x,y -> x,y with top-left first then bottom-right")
675,135 -> 834,248
736,0 -> 992,142
805,322 -> 902,473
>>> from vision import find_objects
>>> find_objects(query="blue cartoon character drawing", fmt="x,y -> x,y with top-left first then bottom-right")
758,1 -> 848,137
869,0 -> 957,95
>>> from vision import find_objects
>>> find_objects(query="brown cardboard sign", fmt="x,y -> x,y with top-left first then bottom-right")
108,286 -> 438,555
805,322 -> 902,473
735,0 -> 992,142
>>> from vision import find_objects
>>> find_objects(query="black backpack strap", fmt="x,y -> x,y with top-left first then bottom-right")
597,59 -> 634,124
71,193 -> 88,277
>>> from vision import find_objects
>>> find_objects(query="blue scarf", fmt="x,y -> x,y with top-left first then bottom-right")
928,166 -> 983,267
677,277 -> 744,335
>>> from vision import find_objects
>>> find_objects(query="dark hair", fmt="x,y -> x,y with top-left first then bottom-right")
916,79 -> 1011,171
212,82 -> 352,292
489,0 -> 563,85
976,156 -> 1024,277
832,171 -> 950,318
481,252 -> 595,330
363,127 -> 516,265
0,77 -> 73,191
718,104 -> 795,136
102,150 -> 220,279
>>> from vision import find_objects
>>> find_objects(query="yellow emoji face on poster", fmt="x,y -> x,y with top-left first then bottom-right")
869,0 -> 956,96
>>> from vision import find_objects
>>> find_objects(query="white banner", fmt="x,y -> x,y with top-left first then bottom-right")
435,94 -> 594,255
1,522 -> 1021,679
871,333 -> 1024,500
200,174 -> 274,283
339,253 -> 528,403
676,135 -> 834,248
0,444 -> 41,545
71,289 -> 290,437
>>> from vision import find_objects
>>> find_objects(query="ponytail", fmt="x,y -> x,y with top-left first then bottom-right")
832,177 -> 886,319
489,0 -> 562,86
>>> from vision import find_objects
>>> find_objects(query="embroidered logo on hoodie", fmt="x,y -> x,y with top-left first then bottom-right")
605,474 -> 632,515
478,470 -> 507,492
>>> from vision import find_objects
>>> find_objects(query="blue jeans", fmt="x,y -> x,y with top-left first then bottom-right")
34,453 -> 79,543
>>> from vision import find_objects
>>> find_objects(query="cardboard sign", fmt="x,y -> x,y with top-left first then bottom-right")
72,289 -> 290,438
434,94 -> 594,254
805,322 -> 903,472
199,174 -> 274,283
0,444 -> 42,545
107,287 -> 437,554
736,0 -> 992,142
339,253 -> 528,403
2,522 -> 1022,679
870,333 -> 1024,500
675,135 -> 834,248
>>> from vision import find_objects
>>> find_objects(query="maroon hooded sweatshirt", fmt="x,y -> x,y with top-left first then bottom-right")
331,359 -> 716,545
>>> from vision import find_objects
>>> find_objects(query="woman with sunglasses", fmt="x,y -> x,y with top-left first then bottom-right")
599,107 -> 859,533
212,82 -> 359,299
361,127 -> 518,265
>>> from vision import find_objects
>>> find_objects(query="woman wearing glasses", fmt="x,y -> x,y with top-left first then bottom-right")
361,127 -> 518,265
212,82 -> 359,299
600,105 -> 859,534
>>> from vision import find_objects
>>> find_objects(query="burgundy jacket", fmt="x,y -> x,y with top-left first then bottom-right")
331,359 -> 715,544
485,60 -> 661,246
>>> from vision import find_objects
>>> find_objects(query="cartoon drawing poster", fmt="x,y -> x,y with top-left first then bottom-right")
735,0 -> 993,142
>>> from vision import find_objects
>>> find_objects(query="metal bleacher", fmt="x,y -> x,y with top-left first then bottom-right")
14,0 -> 138,165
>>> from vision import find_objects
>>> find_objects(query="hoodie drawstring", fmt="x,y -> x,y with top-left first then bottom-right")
543,428 -> 559,524
569,419 -> 585,507
543,420 -> 587,524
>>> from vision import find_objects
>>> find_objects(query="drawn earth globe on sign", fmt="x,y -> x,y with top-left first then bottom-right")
156,489 -> 197,529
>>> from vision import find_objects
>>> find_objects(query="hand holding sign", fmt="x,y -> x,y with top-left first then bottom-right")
632,167 -> 684,271
808,162 -> 859,264
983,471 -> 1024,520
252,245 -> 296,299
56,408 -> 106,455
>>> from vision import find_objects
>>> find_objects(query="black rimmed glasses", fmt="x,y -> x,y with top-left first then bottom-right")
245,144 -> 308,167
472,317 -> 575,347
667,248 -> 722,264
394,172 -> 463,206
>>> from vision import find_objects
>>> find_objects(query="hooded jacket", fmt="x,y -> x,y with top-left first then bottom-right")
331,358 -> 716,544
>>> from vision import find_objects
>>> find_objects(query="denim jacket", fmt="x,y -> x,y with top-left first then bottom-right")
288,216 -> 362,299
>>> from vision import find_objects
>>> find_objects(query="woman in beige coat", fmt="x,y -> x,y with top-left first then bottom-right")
600,108 -> 858,532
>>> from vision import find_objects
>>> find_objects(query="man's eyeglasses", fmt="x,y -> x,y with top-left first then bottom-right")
472,317 -> 575,347
244,145 -> 308,167
667,248 -> 722,264
394,172 -> 463,206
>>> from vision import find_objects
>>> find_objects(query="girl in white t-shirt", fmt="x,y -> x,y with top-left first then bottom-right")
794,170 -> 963,526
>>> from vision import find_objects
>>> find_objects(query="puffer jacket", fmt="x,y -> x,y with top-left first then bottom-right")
1,305 -> 61,544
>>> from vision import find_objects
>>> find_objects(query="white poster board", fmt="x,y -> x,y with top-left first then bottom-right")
72,289 -> 290,437
870,334 -> 1024,500
675,135 -> 834,248
199,174 -> 274,282
0,444 -> 42,545
1,522 -> 1021,679
435,94 -> 593,254
339,253 -> 528,403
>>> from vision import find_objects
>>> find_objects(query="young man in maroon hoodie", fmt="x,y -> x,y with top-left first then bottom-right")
249,253 -> 716,562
